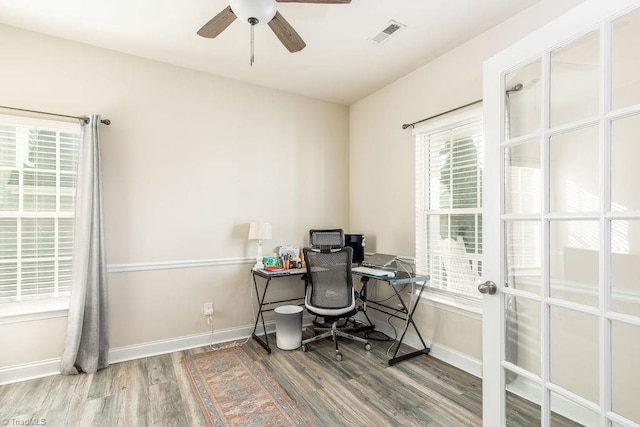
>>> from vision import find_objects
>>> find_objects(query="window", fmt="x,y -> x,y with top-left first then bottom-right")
0,115 -> 80,304
415,108 -> 483,300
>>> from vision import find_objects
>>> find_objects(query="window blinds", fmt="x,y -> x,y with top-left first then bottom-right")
0,116 -> 80,302
415,112 -> 483,297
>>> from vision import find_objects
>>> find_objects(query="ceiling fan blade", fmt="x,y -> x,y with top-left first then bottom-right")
276,0 -> 351,3
268,11 -> 306,53
197,6 -> 237,39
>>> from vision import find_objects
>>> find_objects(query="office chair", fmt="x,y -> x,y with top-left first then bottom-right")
302,229 -> 371,361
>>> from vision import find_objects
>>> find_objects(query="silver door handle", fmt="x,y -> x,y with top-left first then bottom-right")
478,281 -> 497,295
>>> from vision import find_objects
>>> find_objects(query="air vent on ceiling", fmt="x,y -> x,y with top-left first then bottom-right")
368,20 -> 406,45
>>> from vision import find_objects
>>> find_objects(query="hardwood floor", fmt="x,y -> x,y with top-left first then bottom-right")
0,330 -> 581,426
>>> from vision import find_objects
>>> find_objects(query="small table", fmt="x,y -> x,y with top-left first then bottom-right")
250,268 -> 306,353
354,271 -> 430,365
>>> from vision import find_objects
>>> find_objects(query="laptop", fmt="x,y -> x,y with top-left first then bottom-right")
361,253 -> 397,268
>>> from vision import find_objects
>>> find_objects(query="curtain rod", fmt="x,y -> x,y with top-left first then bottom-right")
0,105 -> 111,125
402,99 -> 482,130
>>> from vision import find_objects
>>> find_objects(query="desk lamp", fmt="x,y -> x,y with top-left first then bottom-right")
248,221 -> 272,270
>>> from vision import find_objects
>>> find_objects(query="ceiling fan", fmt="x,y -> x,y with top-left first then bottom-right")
197,0 -> 351,65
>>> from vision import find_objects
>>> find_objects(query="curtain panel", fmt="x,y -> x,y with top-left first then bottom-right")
60,115 -> 109,375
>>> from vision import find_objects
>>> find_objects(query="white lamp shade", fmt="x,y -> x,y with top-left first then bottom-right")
229,0 -> 277,25
248,221 -> 272,240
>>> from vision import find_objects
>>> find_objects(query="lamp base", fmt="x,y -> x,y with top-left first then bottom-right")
254,241 -> 264,270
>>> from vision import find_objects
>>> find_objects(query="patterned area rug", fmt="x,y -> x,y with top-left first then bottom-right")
183,345 -> 311,426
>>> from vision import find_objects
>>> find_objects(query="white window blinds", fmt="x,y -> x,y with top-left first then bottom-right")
0,115 -> 80,303
415,109 -> 483,298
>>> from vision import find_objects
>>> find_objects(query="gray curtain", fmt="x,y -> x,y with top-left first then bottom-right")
60,115 -> 109,375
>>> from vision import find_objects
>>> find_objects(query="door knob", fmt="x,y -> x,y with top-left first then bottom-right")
478,281 -> 497,295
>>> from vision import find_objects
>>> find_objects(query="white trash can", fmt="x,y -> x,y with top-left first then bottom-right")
274,305 -> 303,350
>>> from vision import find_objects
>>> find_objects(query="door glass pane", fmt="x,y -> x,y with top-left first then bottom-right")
612,320 -> 640,424
503,373 -> 586,426
550,390 -> 600,426
611,220 -> 640,317
505,371 -> 542,426
505,220 -> 542,294
550,306 -> 599,404
505,296 -> 540,376
505,140 -> 541,214
549,125 -> 599,213
550,31 -> 600,127
612,8 -> 640,110
611,114 -> 640,211
550,221 -> 600,307
505,59 -> 542,139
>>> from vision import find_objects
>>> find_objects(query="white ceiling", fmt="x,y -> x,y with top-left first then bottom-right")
0,0 -> 542,105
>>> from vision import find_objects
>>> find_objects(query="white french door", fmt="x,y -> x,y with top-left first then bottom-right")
482,1 -> 640,426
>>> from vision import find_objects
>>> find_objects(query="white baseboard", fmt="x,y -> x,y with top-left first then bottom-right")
0,322 -> 275,385
0,358 -> 62,385
0,315 -> 481,385
372,320 -> 483,378
0,317 -> 311,385
108,324 -> 264,364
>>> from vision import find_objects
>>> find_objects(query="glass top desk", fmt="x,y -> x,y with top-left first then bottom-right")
353,270 -> 431,366
251,267 -> 430,365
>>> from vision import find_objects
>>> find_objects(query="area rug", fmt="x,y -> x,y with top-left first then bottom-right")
182,345 -> 311,426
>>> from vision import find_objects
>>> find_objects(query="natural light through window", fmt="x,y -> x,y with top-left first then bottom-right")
0,115 -> 80,304
415,108 -> 483,302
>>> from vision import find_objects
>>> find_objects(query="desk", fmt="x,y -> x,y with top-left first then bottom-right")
354,271 -> 430,366
251,267 -> 430,366
251,268 -> 306,353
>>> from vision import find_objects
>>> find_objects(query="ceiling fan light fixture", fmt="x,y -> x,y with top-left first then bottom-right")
229,0 -> 277,25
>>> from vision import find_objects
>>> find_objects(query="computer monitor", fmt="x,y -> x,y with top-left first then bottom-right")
345,234 -> 365,263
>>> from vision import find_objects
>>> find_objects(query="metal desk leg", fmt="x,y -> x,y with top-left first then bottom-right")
251,273 -> 272,353
356,277 -> 375,333
388,278 -> 430,366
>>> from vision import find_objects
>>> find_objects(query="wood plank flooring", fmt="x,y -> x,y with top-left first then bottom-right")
0,330 -> 581,426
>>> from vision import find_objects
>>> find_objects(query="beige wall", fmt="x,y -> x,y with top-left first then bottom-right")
0,24 -> 349,368
0,0 -> 587,373
348,0 -> 584,360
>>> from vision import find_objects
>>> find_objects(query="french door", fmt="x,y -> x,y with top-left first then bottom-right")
482,0 -> 640,426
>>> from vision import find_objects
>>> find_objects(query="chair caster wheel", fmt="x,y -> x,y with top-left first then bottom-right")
335,352 -> 343,361
365,343 -> 372,351
302,344 -> 308,352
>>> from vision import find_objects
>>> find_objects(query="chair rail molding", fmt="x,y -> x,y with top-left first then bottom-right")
107,256 -> 255,273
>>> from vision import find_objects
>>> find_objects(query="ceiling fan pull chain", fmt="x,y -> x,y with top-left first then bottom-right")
250,22 -> 255,66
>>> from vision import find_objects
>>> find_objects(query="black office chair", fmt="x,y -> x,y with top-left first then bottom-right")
301,229 -> 371,361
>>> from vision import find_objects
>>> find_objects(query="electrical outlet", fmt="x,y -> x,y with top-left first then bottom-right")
204,302 -> 214,316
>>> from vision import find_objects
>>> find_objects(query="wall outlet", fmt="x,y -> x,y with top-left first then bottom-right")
204,302 -> 214,316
